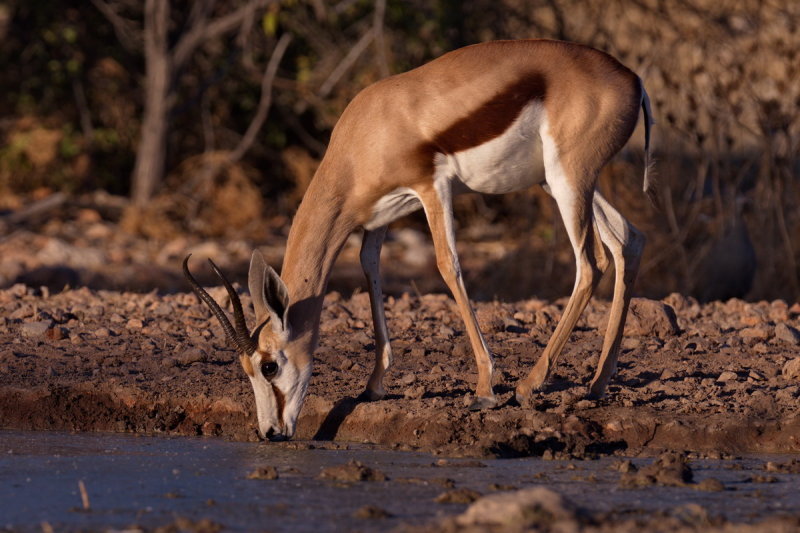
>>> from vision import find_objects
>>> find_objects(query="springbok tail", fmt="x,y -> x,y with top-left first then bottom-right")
639,78 -> 659,210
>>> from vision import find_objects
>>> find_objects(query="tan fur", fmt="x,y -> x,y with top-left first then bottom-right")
271,39 -> 650,420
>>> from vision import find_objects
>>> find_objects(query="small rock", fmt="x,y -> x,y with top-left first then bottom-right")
695,478 -> 725,492
353,505 -> 391,519
403,385 -> 426,400
435,488 -> 482,504
610,460 -> 638,473
10,306 -> 34,320
716,371 -> 738,383
318,460 -> 387,482
93,327 -> 113,338
619,452 -> 693,488
176,347 -> 207,366
740,326 -> 771,341
400,373 -> 416,385
20,320 -> 53,338
45,327 -> 66,341
126,318 -> 144,330
775,323 -> 800,345
455,487 -> 577,527
783,358 -> 800,380
247,466 -> 279,480
438,325 -> 455,338
660,369 -> 677,380
748,475 -> 778,483
624,298 -> 680,338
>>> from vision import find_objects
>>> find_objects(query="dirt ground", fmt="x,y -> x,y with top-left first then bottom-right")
1,196 -> 799,458
1,274 -> 799,458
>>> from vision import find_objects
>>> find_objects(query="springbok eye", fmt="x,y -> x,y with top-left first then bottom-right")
261,361 -> 279,379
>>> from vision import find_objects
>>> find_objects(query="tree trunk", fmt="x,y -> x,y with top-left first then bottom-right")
131,67 -> 171,205
131,0 -> 171,206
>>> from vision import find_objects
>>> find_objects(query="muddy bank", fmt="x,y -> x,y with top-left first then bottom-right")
1,283 -> 799,457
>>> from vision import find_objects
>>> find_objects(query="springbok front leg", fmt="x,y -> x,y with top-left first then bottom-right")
417,179 -> 497,410
516,158 -> 605,403
359,226 -> 393,401
587,192 -> 645,398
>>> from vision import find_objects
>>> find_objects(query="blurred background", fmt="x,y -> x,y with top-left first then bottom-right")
0,0 -> 798,303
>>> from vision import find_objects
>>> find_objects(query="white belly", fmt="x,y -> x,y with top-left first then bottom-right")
444,101 -> 546,194
364,102 -> 546,230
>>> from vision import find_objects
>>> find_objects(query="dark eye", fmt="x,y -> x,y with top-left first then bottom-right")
261,361 -> 279,379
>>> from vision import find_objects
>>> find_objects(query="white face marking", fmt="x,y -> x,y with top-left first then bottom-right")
444,101 -> 546,195
248,346 -> 312,440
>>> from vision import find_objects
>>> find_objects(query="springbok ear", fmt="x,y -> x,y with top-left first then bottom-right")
248,250 -> 289,331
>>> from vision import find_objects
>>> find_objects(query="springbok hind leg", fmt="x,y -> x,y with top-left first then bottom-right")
587,192 -> 645,399
359,226 -> 393,401
516,171 -> 604,403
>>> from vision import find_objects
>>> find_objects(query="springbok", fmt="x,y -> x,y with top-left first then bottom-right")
183,39 -> 653,441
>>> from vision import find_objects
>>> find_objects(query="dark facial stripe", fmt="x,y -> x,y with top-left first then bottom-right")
431,73 -> 547,154
271,384 -> 286,422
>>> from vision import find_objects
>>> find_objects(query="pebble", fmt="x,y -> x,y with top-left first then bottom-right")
353,505 -> 391,519
774,323 -> 800,345
246,466 -> 279,480
93,327 -> 113,338
126,318 -> 144,329
694,478 -> 725,492
435,488 -> 482,504
318,460 -> 387,482
716,371 -> 738,383
454,487 -> 576,527
176,348 -> 207,366
403,385 -> 426,400
740,326 -> 771,340
782,358 -> 800,380
45,327 -> 66,341
20,320 -> 53,338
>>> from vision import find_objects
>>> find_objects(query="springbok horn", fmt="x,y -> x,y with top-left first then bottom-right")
182,254 -> 256,355
206,258 -> 257,354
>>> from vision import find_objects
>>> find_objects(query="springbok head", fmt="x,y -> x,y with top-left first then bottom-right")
183,251 -> 309,441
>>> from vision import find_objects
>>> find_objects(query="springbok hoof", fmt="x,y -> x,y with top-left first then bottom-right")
585,386 -> 606,401
467,395 -> 498,411
357,388 -> 385,402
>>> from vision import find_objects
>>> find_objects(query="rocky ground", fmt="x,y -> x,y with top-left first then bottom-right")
1,193 -> 800,457
1,277 -> 799,458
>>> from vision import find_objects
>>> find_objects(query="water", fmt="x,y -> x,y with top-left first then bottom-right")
1,431 -> 799,532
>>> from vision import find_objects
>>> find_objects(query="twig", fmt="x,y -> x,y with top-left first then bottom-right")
90,0 -> 142,52
3,192 -> 68,226
72,77 -> 94,145
78,480 -> 91,510
372,0 -> 390,77
229,33 -> 293,163
172,0 -> 270,70
318,28 -> 375,98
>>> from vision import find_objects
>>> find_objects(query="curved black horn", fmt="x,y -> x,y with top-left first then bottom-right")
182,254 -> 256,354
207,258 -> 257,354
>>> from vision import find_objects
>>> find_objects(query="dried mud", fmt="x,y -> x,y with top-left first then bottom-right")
1,282 -> 799,458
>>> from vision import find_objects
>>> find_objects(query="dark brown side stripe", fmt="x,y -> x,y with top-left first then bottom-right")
432,73 -> 547,154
